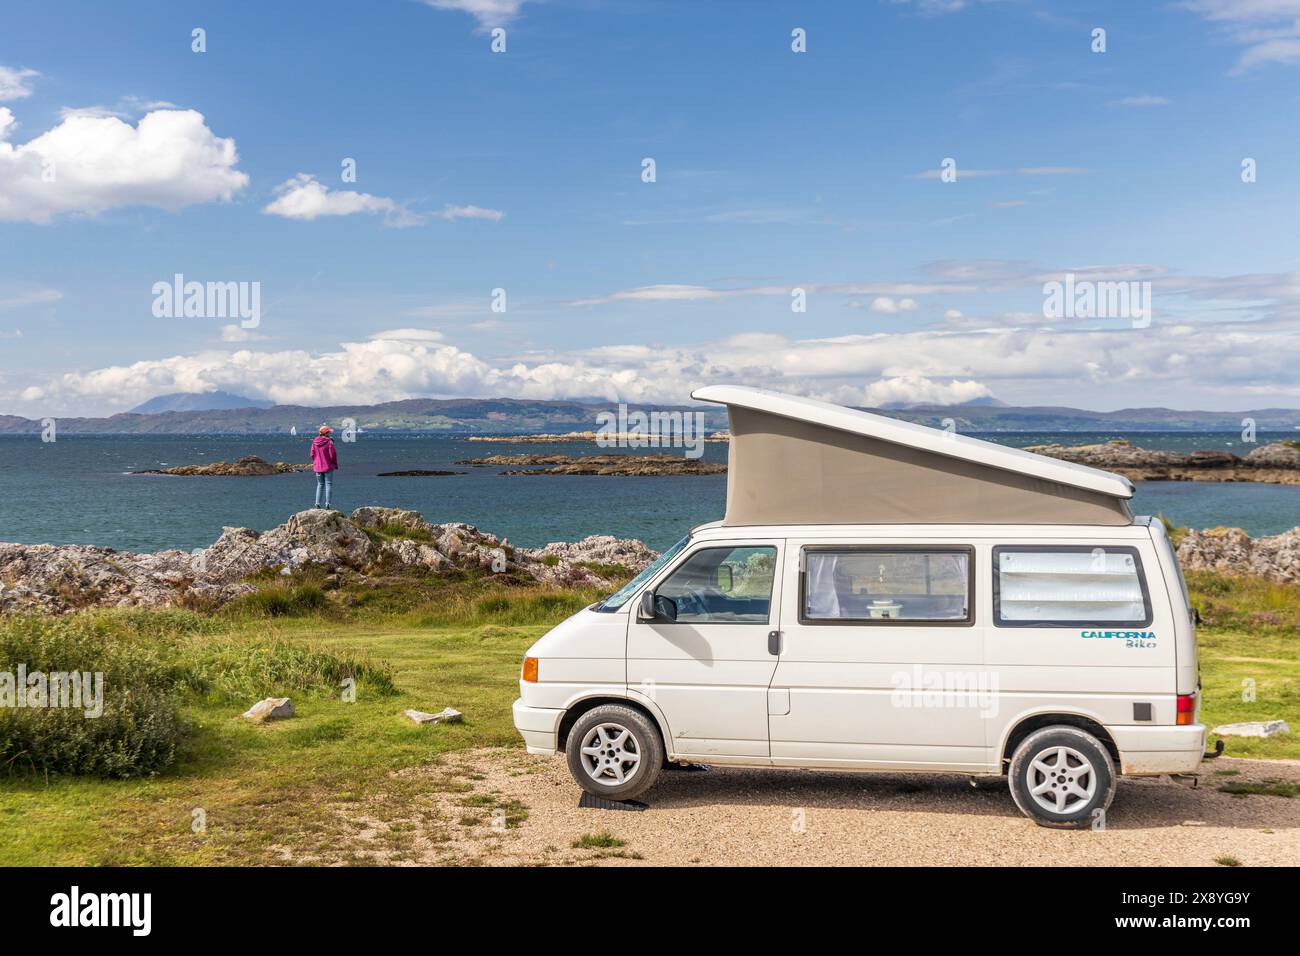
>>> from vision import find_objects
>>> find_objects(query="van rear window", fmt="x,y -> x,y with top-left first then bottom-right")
993,546 -> 1152,627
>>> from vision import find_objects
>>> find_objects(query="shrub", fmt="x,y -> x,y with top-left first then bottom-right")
0,614 -> 189,778
0,611 -> 397,779
184,637 -> 397,701
226,583 -> 329,618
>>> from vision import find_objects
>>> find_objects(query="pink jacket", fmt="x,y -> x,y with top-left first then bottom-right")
310,436 -> 338,472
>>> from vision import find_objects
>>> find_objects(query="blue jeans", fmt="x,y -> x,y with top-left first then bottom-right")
315,470 -> 334,508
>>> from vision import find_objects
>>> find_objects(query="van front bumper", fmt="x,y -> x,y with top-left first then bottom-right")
513,699 -> 563,755
1109,723 -> 1207,775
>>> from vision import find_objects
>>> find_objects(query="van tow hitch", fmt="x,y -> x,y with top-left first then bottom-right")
1203,739 -> 1225,759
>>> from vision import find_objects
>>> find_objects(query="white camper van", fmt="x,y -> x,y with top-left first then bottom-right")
512,386 -> 1207,827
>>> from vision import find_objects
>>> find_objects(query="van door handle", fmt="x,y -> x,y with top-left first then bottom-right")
767,630 -> 782,655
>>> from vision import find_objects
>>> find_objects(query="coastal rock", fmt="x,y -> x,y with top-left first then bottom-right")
1177,526 -> 1300,584
0,507 -> 656,614
458,453 -> 726,476
1245,442 -> 1300,468
533,535 -> 659,570
134,455 -> 308,476
1025,440 -> 1300,484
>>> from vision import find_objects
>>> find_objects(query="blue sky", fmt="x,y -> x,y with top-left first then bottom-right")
2,0 -> 1299,415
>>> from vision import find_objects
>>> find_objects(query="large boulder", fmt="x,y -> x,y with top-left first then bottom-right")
260,508 -> 373,570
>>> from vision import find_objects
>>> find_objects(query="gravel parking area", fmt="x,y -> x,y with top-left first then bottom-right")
342,750 -> 1300,866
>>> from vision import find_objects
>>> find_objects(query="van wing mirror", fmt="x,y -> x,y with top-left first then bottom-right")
638,590 -> 678,623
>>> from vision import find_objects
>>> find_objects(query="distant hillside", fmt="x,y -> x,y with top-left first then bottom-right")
881,404 -> 1300,432
129,391 -> 275,414
0,397 -> 1295,435
0,398 -> 729,435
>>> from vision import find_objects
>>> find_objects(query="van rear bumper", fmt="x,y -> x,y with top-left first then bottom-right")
513,699 -> 563,755
1109,723 -> 1207,775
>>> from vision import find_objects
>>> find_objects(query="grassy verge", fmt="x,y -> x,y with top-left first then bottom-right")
0,567 -> 1296,864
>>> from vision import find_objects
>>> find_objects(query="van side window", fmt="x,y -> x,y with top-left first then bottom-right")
993,546 -> 1152,627
656,546 -> 777,624
801,548 -> 972,624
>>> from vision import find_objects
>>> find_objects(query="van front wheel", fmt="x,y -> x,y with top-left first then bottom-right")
565,704 -> 664,802
1008,726 -> 1117,829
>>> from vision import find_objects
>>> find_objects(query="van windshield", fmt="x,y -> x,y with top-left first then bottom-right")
593,534 -> 690,612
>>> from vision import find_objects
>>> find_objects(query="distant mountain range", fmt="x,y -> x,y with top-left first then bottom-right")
0,395 -> 1295,435
128,391 -> 275,414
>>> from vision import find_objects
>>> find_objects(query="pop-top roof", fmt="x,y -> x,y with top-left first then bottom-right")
691,385 -> 1135,527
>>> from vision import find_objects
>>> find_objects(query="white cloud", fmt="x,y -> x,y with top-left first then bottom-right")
421,0 -> 535,28
0,288 -> 61,311
0,109 -> 248,224
263,176 -> 502,228
910,167 -> 1004,180
1180,1 -> 1300,72
0,66 -> 39,101
869,296 -> 919,314
435,204 -> 504,222
219,324 -> 266,343
1111,95 -> 1170,107
1017,167 -> 1089,176
263,174 -> 423,227
17,312 -> 1300,417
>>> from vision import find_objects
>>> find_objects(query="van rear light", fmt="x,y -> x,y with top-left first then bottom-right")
521,656 -> 539,683
1176,693 -> 1195,725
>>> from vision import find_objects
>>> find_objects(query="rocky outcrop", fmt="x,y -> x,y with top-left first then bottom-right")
459,454 -> 726,476
532,535 -> 659,570
0,508 -> 658,614
1176,526 -> 1300,584
134,455 -> 308,476
1024,439 -> 1300,484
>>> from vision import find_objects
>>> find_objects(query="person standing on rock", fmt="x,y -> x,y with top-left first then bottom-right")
311,425 -> 339,509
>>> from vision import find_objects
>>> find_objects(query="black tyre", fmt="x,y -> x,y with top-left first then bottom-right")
565,704 -> 664,801
1008,726 -> 1117,829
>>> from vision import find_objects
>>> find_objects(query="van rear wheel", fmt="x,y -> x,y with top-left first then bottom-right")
565,704 -> 663,802
1009,726 -> 1116,829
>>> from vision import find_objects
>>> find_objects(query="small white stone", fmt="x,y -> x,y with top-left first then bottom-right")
404,707 -> 464,725
242,697 -> 295,722
1211,720 -> 1289,738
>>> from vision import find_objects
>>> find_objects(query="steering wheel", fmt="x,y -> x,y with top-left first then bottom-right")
673,585 -> 724,620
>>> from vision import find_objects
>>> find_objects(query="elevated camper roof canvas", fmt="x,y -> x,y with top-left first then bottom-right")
691,385 -> 1135,527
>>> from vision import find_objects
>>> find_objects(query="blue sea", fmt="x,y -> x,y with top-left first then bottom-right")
0,432 -> 1296,553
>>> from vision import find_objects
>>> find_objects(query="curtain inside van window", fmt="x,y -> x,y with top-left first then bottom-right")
997,549 -> 1147,623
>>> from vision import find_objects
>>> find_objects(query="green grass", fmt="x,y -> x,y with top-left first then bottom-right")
572,831 -> 624,849
1216,780 -> 1299,798
0,602 -> 555,865
0,566 -> 1296,864
1187,571 -> 1300,760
